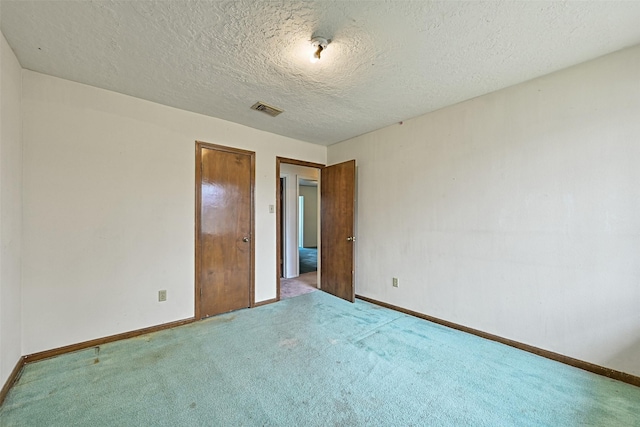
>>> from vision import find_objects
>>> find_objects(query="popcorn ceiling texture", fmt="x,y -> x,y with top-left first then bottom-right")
2,0 -> 640,145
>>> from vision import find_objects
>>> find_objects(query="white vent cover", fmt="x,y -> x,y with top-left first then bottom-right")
250,101 -> 284,117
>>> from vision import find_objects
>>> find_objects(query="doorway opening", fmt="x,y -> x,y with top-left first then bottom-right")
276,157 -> 356,303
277,158 -> 324,300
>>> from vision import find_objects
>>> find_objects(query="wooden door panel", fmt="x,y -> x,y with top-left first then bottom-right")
320,160 -> 356,302
198,146 -> 253,318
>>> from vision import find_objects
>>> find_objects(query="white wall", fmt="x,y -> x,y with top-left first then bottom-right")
299,185 -> 318,248
0,32 -> 23,385
280,164 -> 319,278
21,71 -> 325,355
328,45 -> 640,376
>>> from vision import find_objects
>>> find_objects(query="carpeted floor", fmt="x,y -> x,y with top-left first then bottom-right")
280,271 -> 317,299
2,291 -> 639,426
298,247 -> 317,273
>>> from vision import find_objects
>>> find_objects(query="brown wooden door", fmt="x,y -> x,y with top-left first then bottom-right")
320,160 -> 356,302
196,142 -> 254,319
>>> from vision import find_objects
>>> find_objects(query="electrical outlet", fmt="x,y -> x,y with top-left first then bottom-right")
158,290 -> 167,302
392,278 -> 399,288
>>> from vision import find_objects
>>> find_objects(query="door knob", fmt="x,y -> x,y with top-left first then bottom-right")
347,236 -> 356,241
242,237 -> 250,242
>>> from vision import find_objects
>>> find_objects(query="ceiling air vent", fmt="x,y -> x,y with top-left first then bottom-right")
250,101 -> 284,117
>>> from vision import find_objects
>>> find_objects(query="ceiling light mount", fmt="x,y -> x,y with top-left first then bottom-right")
310,37 -> 329,63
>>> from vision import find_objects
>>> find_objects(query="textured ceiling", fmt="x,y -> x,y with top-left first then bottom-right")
2,1 -> 640,146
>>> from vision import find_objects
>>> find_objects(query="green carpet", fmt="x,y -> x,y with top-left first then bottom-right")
2,291 -> 639,426
299,247 -> 317,274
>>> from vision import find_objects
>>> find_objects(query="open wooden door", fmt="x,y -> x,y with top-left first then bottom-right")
320,160 -> 356,302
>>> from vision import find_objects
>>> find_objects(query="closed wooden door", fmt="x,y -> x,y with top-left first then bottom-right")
196,142 -> 254,319
320,160 -> 356,302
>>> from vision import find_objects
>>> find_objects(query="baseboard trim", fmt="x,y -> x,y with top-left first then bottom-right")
24,317 -> 195,364
0,356 -> 26,406
355,294 -> 640,388
254,297 -> 278,307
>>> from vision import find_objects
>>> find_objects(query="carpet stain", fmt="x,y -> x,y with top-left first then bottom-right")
220,315 -> 236,323
333,395 -> 357,426
190,402 -> 196,409
93,358 -> 99,364
279,338 -> 299,349
206,314 -> 236,324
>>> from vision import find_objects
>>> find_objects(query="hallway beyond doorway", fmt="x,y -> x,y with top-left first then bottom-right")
299,247 -> 317,274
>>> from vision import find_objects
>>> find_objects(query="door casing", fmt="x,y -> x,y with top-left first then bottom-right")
276,157 -> 325,300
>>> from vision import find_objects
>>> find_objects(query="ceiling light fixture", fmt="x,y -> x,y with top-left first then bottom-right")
310,37 -> 329,63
